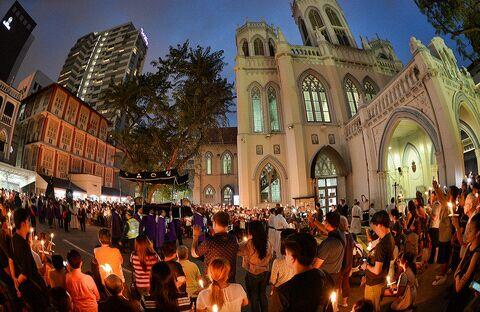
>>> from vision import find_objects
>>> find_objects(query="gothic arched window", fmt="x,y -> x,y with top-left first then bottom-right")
222,186 -> 233,205
298,18 -> 311,46
242,40 -> 249,56
254,38 -> 265,56
345,78 -> 360,117
268,39 -> 275,56
268,86 -> 280,132
222,152 -> 232,175
364,80 -> 377,101
251,87 -> 263,132
204,185 -> 215,199
309,9 -> 324,30
325,7 -> 342,27
259,163 -> 281,203
205,152 -> 212,175
4,102 -> 15,118
302,75 -> 331,123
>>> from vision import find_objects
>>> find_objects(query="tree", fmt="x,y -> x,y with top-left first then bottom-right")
104,41 -> 235,199
415,0 -> 480,62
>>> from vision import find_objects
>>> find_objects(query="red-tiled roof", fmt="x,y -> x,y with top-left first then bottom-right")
207,127 -> 237,144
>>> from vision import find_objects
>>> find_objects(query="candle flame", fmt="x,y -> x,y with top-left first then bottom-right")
199,279 -> 204,288
7,211 -> 11,217
330,291 -> 337,303
100,263 -> 113,275
29,228 -> 34,233
212,304 -> 219,312
34,235 -> 38,240
50,233 -> 54,239
243,236 -> 248,242
40,240 -> 45,246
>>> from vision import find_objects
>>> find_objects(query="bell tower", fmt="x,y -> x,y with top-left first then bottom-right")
291,0 -> 357,48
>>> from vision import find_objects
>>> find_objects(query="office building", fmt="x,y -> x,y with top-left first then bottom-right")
0,1 -> 36,83
57,22 -> 148,128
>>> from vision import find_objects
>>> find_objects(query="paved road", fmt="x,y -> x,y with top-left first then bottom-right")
35,221 -> 452,312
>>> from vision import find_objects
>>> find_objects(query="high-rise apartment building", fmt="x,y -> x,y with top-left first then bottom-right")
0,1 -> 36,83
57,22 -> 148,127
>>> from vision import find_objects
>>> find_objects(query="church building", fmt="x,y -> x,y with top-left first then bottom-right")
233,0 -> 480,211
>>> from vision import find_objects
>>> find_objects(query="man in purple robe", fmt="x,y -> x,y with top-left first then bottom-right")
167,216 -> 177,242
140,209 -> 156,246
155,210 -> 167,249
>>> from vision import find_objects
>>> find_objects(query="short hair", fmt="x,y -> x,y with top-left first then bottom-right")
162,241 -> 177,258
390,209 -> 400,219
284,232 -> 317,266
14,208 -> 29,229
98,228 -> 111,245
370,210 -> 390,228
52,255 -> 65,270
280,228 -> 297,255
104,274 -> 123,295
213,211 -> 230,227
176,245 -> 189,260
48,287 -> 71,312
325,211 -> 340,229
66,249 -> 82,269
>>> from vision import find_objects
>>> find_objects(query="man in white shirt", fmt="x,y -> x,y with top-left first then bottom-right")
428,192 -> 441,263
273,206 -> 289,258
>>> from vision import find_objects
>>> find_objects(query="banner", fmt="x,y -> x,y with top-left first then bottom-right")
119,169 -> 189,185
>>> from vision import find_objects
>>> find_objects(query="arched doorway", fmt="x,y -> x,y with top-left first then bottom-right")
311,146 -> 347,214
384,119 -> 438,201
460,125 -> 478,175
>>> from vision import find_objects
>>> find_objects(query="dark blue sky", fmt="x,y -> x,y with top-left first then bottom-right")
1,0 -> 469,125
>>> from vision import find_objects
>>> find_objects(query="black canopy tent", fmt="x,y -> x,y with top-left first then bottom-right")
119,169 -> 189,212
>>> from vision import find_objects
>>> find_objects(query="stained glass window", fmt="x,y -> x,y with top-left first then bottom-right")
345,78 -> 360,117
302,75 -> 331,122
252,87 -> 263,132
223,186 -> 233,205
222,152 -> 232,175
205,152 -> 212,175
315,154 -> 337,177
364,81 -> 377,101
259,163 -> 281,203
268,87 -> 280,132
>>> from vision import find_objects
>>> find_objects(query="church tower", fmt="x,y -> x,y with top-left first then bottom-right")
291,0 -> 357,48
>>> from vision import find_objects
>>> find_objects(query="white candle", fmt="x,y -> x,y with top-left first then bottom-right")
199,279 -> 204,288
100,263 -> 113,275
330,291 -> 337,312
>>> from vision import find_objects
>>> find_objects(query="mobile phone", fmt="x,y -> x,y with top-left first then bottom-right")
470,280 -> 480,292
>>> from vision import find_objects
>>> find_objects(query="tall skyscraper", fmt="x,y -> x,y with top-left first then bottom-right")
57,22 -> 148,127
0,1 -> 36,83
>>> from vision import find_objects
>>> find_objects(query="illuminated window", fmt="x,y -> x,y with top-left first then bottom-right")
302,75 -> 331,122
222,152 -> 232,175
268,87 -> 280,132
259,163 -> 281,203
345,78 -> 360,117
222,186 -> 234,205
205,186 -> 215,199
252,87 -> 263,132
205,152 -> 212,175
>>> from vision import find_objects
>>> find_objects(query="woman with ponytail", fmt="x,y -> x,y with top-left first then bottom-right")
142,262 -> 191,312
197,258 -> 248,312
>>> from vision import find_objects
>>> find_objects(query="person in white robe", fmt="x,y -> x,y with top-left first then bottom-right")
350,200 -> 362,234
273,207 -> 289,258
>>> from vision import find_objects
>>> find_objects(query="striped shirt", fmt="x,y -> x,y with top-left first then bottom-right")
142,292 -> 192,311
130,252 -> 160,289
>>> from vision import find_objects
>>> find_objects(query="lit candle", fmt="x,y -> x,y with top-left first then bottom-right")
212,304 -> 219,312
34,235 -> 38,241
50,233 -> 54,244
476,193 -> 479,198
29,227 -> 34,235
243,236 -> 248,242
100,263 -> 113,275
40,240 -> 45,251
330,291 -> 337,312
199,279 -> 204,288
447,201 -> 453,215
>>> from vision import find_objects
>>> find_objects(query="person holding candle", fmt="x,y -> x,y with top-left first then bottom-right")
11,208 -> 48,311
196,258 -> 248,312
361,211 -> 395,312
177,245 -> 202,298
65,249 -> 100,312
383,252 -> 418,311
94,228 -> 125,284
130,235 -> 160,296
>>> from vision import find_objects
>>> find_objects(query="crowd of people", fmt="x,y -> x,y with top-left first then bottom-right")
0,175 -> 479,311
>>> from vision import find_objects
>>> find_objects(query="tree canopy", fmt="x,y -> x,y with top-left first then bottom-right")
104,41 -> 235,173
415,0 -> 479,62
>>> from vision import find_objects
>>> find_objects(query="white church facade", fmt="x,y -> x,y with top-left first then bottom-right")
233,0 -> 480,211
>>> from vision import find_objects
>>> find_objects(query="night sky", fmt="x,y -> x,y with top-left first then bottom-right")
1,0 -> 470,125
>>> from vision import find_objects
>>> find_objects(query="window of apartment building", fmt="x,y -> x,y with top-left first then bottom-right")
42,149 -> 54,174
104,168 -> 113,187
97,143 -> 105,162
86,139 -> 95,159
60,127 -> 72,150
88,115 -> 99,135
53,91 -> 67,116
65,98 -> 78,123
106,147 -> 114,166
78,109 -> 89,130
46,120 -> 58,145
71,157 -> 82,173
74,133 -> 84,155
83,161 -> 93,175
95,165 -> 103,177
57,155 -> 69,179
99,123 -> 107,140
